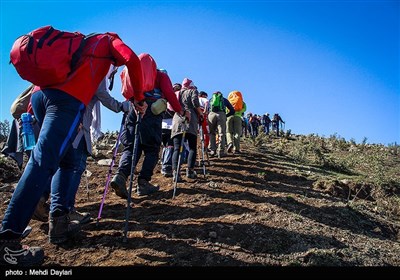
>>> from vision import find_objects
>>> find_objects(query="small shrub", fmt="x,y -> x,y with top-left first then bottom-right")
361,137 -> 368,145
388,142 -> 399,155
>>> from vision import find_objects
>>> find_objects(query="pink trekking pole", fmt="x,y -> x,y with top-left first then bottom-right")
96,113 -> 127,226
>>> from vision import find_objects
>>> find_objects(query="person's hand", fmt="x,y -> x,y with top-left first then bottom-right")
17,115 -> 36,127
183,110 -> 191,123
120,101 -> 131,113
133,99 -> 147,115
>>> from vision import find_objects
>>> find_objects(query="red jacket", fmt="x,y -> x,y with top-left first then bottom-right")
39,33 -> 144,105
156,71 -> 182,113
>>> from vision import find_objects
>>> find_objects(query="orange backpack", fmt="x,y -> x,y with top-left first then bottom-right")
228,90 -> 243,112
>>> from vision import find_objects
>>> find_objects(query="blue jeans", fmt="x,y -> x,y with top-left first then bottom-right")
0,89 -> 84,237
161,129 -> 173,173
39,139 -> 87,211
117,104 -> 162,181
63,138 -> 88,211
33,107 -> 88,212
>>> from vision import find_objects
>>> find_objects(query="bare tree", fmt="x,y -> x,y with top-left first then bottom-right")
0,119 -> 11,141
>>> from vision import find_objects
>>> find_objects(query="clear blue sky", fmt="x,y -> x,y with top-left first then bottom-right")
1,0 -> 399,145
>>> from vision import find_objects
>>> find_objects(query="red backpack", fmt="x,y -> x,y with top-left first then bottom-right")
138,53 -> 157,92
10,26 -> 86,87
120,66 -> 132,100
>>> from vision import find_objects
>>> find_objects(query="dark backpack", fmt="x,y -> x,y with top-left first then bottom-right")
10,84 -> 35,119
9,26 -> 87,87
210,92 -> 225,112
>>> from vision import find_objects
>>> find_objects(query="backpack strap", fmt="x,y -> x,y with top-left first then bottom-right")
37,27 -> 55,49
46,31 -> 65,46
108,66 -> 119,91
70,33 -> 115,75
70,34 -> 89,72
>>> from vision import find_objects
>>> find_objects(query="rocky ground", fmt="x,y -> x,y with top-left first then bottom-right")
0,135 -> 399,268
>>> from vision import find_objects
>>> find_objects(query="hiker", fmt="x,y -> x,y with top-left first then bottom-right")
208,91 -> 235,158
226,91 -> 246,154
1,85 -> 40,170
272,113 -> 285,137
240,113 -> 246,138
111,55 -> 187,198
198,91 -> 210,149
32,76 -> 131,224
160,83 -> 182,177
0,30 -> 145,265
244,109 -> 250,137
171,78 -> 203,180
249,113 -> 261,138
262,113 -> 271,134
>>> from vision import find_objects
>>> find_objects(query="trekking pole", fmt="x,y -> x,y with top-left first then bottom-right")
197,124 -> 202,168
199,124 -> 206,178
123,111 -> 142,242
96,113 -> 127,226
204,124 -> 210,166
173,119 -> 188,199
84,169 -> 92,201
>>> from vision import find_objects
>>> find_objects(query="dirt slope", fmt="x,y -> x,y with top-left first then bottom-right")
0,140 -> 399,267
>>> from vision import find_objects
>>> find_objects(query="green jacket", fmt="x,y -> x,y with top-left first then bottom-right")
234,101 -> 246,117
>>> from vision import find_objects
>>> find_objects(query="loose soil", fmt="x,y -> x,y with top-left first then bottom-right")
1,140 -> 399,267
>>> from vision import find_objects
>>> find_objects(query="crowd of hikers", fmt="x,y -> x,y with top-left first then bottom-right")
243,112 -> 285,138
0,27 -> 286,266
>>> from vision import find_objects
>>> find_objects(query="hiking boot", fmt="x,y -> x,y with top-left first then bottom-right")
137,179 -> 159,196
226,143 -> 233,153
186,169 -> 197,179
32,196 -> 49,222
49,213 -> 81,244
162,171 -> 173,177
68,210 -> 92,225
217,151 -> 226,158
110,173 -> 128,199
161,169 -> 173,177
0,239 -> 44,266
172,170 -> 183,183
0,226 -> 44,266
